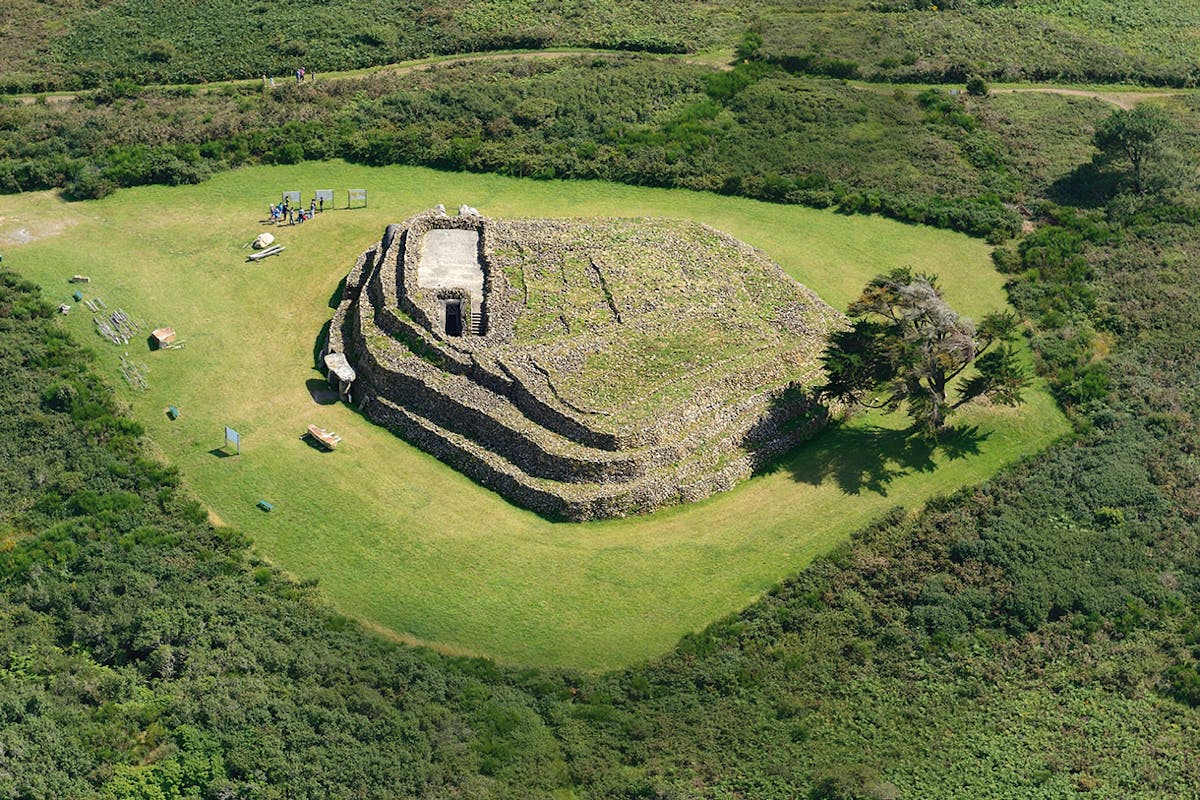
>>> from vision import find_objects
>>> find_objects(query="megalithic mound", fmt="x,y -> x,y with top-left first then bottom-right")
324,208 -> 845,521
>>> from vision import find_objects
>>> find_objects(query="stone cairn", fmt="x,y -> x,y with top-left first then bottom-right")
323,207 -> 844,520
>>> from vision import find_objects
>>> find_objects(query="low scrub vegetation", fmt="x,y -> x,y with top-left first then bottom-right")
0,0 -> 738,92
0,56 -> 1081,238
3,0 -> 1199,92
4,175 -> 1200,794
756,1 -> 1200,86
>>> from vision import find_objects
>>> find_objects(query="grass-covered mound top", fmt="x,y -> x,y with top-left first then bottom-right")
489,217 -> 838,427
329,210 -> 843,519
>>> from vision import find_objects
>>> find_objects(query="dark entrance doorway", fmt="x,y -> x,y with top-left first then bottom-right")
445,300 -> 463,336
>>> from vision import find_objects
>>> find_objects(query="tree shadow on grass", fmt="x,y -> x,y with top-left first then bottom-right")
1048,161 -> 1119,209
771,421 -> 990,496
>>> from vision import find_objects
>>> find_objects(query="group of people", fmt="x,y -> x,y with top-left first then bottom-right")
269,196 -> 324,225
262,67 -> 312,88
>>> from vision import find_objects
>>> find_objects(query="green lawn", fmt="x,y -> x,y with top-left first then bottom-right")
0,162 -> 1069,670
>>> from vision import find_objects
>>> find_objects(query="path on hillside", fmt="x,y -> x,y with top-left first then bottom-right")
9,48 -> 701,106
844,78 -> 1184,111
989,86 -> 1180,109
10,51 -> 1187,111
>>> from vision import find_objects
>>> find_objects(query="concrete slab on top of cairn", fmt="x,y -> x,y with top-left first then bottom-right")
323,207 -> 845,521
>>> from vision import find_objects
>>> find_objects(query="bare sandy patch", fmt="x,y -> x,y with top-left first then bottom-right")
0,214 -> 78,246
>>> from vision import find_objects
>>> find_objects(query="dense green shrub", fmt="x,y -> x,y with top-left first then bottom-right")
758,3 -> 1200,88
0,0 -> 727,91
735,30 -> 764,62
63,163 -> 116,200
0,57 -> 1034,238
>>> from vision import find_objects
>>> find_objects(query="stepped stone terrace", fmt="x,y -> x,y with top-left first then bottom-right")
324,206 -> 844,520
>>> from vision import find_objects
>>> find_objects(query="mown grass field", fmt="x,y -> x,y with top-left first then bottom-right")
0,162 -> 1068,669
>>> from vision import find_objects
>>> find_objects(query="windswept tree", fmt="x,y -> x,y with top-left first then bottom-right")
820,268 -> 1027,436
1093,105 -> 1179,196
